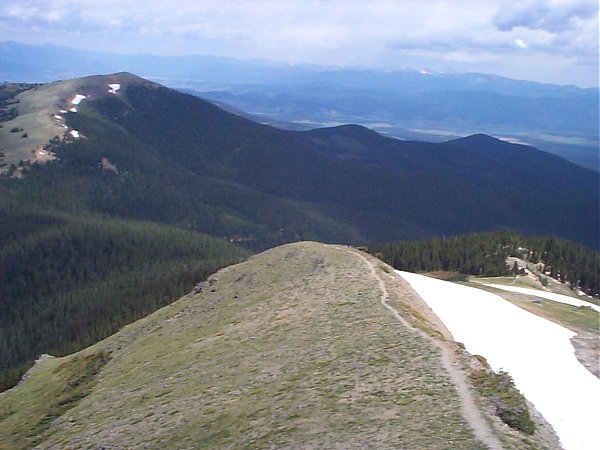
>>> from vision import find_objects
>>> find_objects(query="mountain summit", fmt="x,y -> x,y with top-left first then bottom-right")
0,72 -> 151,171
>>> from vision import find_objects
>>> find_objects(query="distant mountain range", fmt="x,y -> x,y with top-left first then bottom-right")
1,41 -> 598,171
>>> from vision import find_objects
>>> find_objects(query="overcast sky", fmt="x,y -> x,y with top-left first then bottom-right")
1,0 -> 598,87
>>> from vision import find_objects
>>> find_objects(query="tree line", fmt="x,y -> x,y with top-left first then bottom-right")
371,231 -> 600,297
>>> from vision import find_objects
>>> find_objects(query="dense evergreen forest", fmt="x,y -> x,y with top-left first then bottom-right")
0,206 -> 248,391
66,80 -> 599,248
372,232 -> 600,297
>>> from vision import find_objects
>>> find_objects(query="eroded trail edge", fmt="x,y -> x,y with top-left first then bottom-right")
348,249 -> 504,450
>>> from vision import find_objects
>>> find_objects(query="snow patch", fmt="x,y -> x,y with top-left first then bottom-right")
53,114 -> 63,120
70,130 -> 80,138
108,83 -> 121,94
59,109 -> 67,114
69,107 -> 77,113
398,271 -> 600,450
71,94 -> 86,105
484,284 -> 600,313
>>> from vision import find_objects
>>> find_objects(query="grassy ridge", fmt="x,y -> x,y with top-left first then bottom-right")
0,242 -> 557,449
0,207 -> 249,391
0,243 -> 483,448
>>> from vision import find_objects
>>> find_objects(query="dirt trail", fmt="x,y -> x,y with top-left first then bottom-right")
348,249 -> 504,450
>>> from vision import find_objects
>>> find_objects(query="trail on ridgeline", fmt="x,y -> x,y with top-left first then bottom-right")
347,249 -> 504,450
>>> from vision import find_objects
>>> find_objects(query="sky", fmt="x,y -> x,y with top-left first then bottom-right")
0,0 -> 598,87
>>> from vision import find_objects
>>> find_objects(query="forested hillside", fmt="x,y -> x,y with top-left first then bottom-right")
372,232 -> 600,297
2,75 -> 598,249
0,206 -> 248,391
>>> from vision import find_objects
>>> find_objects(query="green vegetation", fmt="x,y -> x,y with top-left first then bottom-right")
470,366 -> 535,435
0,243 -> 492,449
0,206 -> 248,391
0,350 -> 110,449
0,243 -> 559,449
32,351 -> 111,446
372,231 -> 600,297
505,297 -> 600,334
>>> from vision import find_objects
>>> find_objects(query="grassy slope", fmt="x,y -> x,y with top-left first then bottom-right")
0,242 -> 557,449
469,277 -> 599,334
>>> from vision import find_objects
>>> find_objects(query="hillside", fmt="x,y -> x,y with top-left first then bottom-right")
1,73 -> 597,248
0,206 -> 249,391
0,242 -> 560,449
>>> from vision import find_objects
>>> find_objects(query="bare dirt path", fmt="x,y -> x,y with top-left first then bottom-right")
347,249 -> 504,450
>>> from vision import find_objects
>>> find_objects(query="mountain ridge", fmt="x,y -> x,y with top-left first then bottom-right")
1,73 -> 598,248
0,242 -> 562,449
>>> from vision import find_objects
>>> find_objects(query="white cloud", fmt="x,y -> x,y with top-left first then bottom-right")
0,0 -> 597,86
494,0 -> 598,32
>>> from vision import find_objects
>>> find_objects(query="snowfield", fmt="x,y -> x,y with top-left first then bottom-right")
108,83 -> 121,94
483,284 -> 600,313
398,271 -> 600,450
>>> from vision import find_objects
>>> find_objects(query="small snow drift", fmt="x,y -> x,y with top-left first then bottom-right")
484,284 -> 600,313
108,83 -> 121,94
71,94 -> 86,105
398,270 -> 600,450
69,107 -> 77,113
70,130 -> 80,138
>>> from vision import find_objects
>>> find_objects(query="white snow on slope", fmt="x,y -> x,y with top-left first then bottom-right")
71,94 -> 86,105
70,130 -> 80,138
69,107 -> 77,113
483,284 -> 600,313
398,270 -> 600,450
108,83 -> 121,94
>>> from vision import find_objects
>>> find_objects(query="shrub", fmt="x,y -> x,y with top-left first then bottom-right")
470,369 -> 535,434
